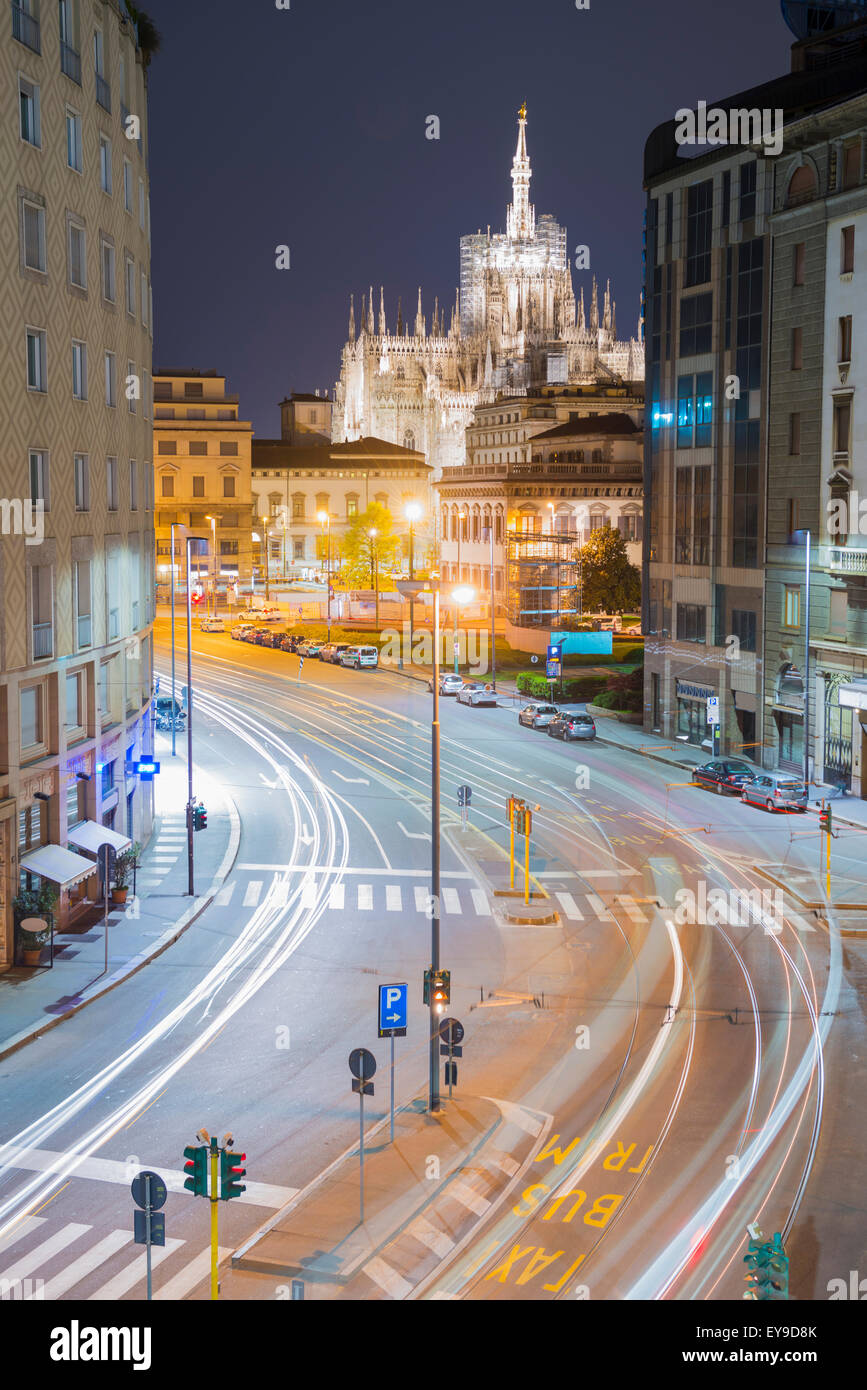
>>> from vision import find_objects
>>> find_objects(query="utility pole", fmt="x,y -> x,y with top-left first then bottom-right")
185,539 -> 196,897
430,582 -> 441,1114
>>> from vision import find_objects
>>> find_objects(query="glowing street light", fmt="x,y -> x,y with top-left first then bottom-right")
205,515 -> 217,616
318,510 -> 332,641
450,585 -> 475,675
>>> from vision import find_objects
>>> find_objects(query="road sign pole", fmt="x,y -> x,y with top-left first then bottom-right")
210,1137 -> 219,1301
390,1032 -> 395,1144
524,813 -> 530,905
448,1037 -> 454,1100
145,1173 -> 153,1302
359,1087 -> 365,1223
430,586 -> 441,1115
509,800 -> 515,889
185,540 -> 195,898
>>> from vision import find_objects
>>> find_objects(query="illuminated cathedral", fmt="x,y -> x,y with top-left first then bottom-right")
332,105 -> 644,475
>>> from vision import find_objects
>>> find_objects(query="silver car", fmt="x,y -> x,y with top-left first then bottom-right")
518,702 -> 560,729
456,683 -> 498,707
741,771 -> 808,812
429,673 -> 466,695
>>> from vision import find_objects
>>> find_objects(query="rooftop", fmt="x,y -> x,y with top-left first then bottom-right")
532,413 -> 642,441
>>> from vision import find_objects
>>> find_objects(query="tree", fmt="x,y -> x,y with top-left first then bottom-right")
124,5 -> 162,68
341,504 -> 402,586
576,526 -> 641,614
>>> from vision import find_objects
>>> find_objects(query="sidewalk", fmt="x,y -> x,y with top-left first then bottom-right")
0,746 -> 240,1062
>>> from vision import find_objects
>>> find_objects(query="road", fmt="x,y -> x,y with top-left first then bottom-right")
0,614 -> 863,1302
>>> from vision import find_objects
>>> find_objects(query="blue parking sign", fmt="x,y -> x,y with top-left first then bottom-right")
378,982 -> 408,1038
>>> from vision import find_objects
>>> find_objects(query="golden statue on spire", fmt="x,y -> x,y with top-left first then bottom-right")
519,101 -> 527,121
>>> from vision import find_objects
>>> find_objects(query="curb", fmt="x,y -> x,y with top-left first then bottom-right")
0,767 -> 242,1064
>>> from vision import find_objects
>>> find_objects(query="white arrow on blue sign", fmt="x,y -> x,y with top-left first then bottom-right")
378,982 -> 408,1037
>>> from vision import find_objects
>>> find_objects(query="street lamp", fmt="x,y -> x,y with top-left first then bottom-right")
318,511 -> 332,642
482,524 -> 497,692
205,516 -> 217,616
405,502 -> 422,660
169,522 -> 187,759
451,584 -> 475,677
368,527 -> 379,630
457,510 -> 466,585
792,528 -> 813,790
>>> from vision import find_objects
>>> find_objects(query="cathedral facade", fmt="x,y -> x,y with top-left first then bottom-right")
332,106 -> 645,476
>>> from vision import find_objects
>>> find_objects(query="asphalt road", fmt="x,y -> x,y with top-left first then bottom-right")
0,615 -> 863,1302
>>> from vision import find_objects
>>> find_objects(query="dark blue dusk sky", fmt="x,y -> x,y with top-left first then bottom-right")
146,0 -> 793,436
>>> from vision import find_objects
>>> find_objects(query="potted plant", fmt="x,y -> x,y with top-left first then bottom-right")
17,922 -> 50,968
13,883 -> 57,967
112,843 -> 141,905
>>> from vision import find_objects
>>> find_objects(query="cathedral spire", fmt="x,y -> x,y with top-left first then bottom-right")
590,275 -> 599,334
577,286 -> 585,333
379,285 -> 386,336
396,296 -> 403,336
416,287 -> 425,337
348,293 -> 355,341
506,102 -> 535,241
360,292 -> 367,337
603,278 -> 611,332
367,286 -> 375,335
611,297 -> 616,340
433,295 -> 440,336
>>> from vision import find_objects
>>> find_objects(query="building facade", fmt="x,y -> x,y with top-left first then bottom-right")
764,91 -> 867,791
153,371 -> 254,600
279,390 -> 332,447
332,107 -> 644,475
0,0 -> 155,964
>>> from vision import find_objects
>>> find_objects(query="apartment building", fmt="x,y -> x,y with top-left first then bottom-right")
0,0 -> 155,963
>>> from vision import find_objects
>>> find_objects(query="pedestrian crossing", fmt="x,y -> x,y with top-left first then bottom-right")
0,1215 -> 230,1302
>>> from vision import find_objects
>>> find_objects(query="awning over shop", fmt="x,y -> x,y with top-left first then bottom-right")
67,820 -> 131,856
20,844 -> 97,889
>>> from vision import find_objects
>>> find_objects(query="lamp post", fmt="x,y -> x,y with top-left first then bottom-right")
368,527 -> 379,630
169,522 -> 187,759
793,529 -> 812,790
405,502 -> 422,661
205,516 -> 217,617
483,524 -> 497,691
429,577 -> 442,1114
184,536 -> 200,898
318,511 -> 332,641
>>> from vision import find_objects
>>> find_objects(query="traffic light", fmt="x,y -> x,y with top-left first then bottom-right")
743,1234 -> 788,1300
193,803 -> 207,831
431,969 -> 450,1012
220,1148 -> 247,1201
183,1143 -> 208,1198
819,804 -> 832,834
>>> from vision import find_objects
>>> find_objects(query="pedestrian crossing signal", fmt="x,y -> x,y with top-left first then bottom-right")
193,803 -> 207,831
220,1149 -> 247,1201
183,1144 -> 208,1198
743,1233 -> 788,1300
819,805 -> 832,833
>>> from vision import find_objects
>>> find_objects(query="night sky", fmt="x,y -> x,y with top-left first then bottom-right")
146,0 -> 792,437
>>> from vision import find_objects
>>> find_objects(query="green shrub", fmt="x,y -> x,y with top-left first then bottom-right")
517,673 -> 608,702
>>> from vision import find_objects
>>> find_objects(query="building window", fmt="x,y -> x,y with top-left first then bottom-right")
158,440 -> 177,455
676,375 -> 694,448
720,170 -> 730,229
20,685 -> 43,751
693,466 -> 710,566
123,158 -> 133,213
738,160 -> 756,221
695,371 -> 712,446
75,559 -> 91,648
791,325 -> 803,370
104,350 -> 116,407
189,441 -> 207,456
841,224 -> 855,275
125,254 -> 136,316
129,460 -> 138,511
66,106 -> 82,171
732,422 -> 759,567
101,238 -> 116,302
127,359 -> 136,413
783,586 -> 801,629
99,134 -> 112,194
26,327 -> 47,392
675,468 -> 691,564
829,588 -> 848,637
787,497 -> 800,539
67,217 -> 86,288
842,145 -> 860,190
106,456 -> 118,511
22,197 -> 46,272
676,603 -> 706,643
220,512 -> 238,528
793,242 -> 806,286
74,453 -> 89,511
292,495 -> 305,519
184,381 -> 204,398
139,178 -> 146,231
141,271 -> 149,328
293,539 -> 304,561
834,396 -> 852,458
220,540 -> 239,556
679,292 -> 713,356
31,564 -> 52,659
789,412 -> 801,455
731,608 -> 756,652
219,442 -> 238,457
19,75 -> 41,146
223,475 -> 236,498
685,179 -> 713,287
161,474 -> 174,498
29,449 -> 49,510
787,164 -> 817,205
839,315 -> 852,364
191,475 -> 204,498
66,671 -> 83,733
71,339 -> 87,400
346,495 -> 358,518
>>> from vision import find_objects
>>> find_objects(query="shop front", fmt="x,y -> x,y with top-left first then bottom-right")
773,664 -> 805,774
675,680 -> 716,749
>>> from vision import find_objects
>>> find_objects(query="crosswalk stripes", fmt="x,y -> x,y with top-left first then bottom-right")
89,1237 -> 185,1301
616,896 -> 648,924
386,884 -> 401,912
358,883 -> 373,911
215,882 -> 235,907
42,1229 -> 132,1302
442,887 -> 460,914
786,907 -> 817,933
329,883 -> 345,911
556,892 -> 584,920
0,1215 -> 46,1256
414,885 -> 429,913
153,1246 -> 231,1301
471,889 -> 489,915
243,880 -> 262,907
0,1223 -> 91,1284
587,892 -> 614,921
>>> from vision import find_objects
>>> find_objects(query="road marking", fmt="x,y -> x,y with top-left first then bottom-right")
0,1223 -> 91,1283
414,886 -> 430,913
301,880 -> 317,908
89,1236 -> 186,1300
0,1216 -> 46,1256
449,1181 -> 492,1216
331,770 -> 370,785
386,885 -> 402,912
617,896 -> 648,923
43,1228 -> 133,1301
406,1217 -> 455,1259
556,892 -> 584,920
442,887 -> 461,915
358,884 -> 374,911
398,821 -> 431,842
363,1255 -> 413,1299
239,864 -> 474,878
153,1246 -> 231,1301
481,1097 -> 546,1137
329,883 -> 345,911
471,889 -> 490,916
215,882 -> 236,907
587,893 -> 614,920
482,1152 -> 520,1178
4,1149 -> 297,1210
787,908 -> 817,934
243,881 -> 262,907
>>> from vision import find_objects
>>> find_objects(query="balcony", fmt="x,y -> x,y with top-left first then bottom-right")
11,2 -> 40,52
60,40 -> 82,85
826,548 -> 867,576
108,608 -> 120,640
77,614 -> 92,649
95,73 -> 111,112
33,623 -> 53,660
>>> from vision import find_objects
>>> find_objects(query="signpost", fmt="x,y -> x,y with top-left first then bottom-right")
349,1048 -> 376,1221
131,1170 -> 168,1301
377,984 -> 407,1144
97,842 -> 117,977
707,695 -> 720,756
547,642 -> 563,700
457,784 -> 472,830
439,1017 -> 464,1098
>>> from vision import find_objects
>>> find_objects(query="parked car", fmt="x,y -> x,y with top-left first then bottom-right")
692,758 -> 755,794
199,617 -> 225,632
456,683 -> 498,707
741,771 -> 808,812
429,673 -> 466,695
518,703 -> 560,730
245,627 -> 272,645
279,633 -> 300,653
320,643 -> 350,664
547,713 -> 596,741
297,640 -> 324,657
258,629 -> 286,648
340,645 -> 379,669
155,694 -> 183,720
246,606 -> 282,622
231,623 -> 256,641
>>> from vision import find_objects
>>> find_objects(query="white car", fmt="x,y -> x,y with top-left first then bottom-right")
456,683 -> 498,707
199,617 -> 225,632
340,645 -> 379,669
246,607 -> 282,623
428,673 -> 465,695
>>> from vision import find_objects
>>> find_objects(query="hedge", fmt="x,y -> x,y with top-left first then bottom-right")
517,673 -> 608,702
